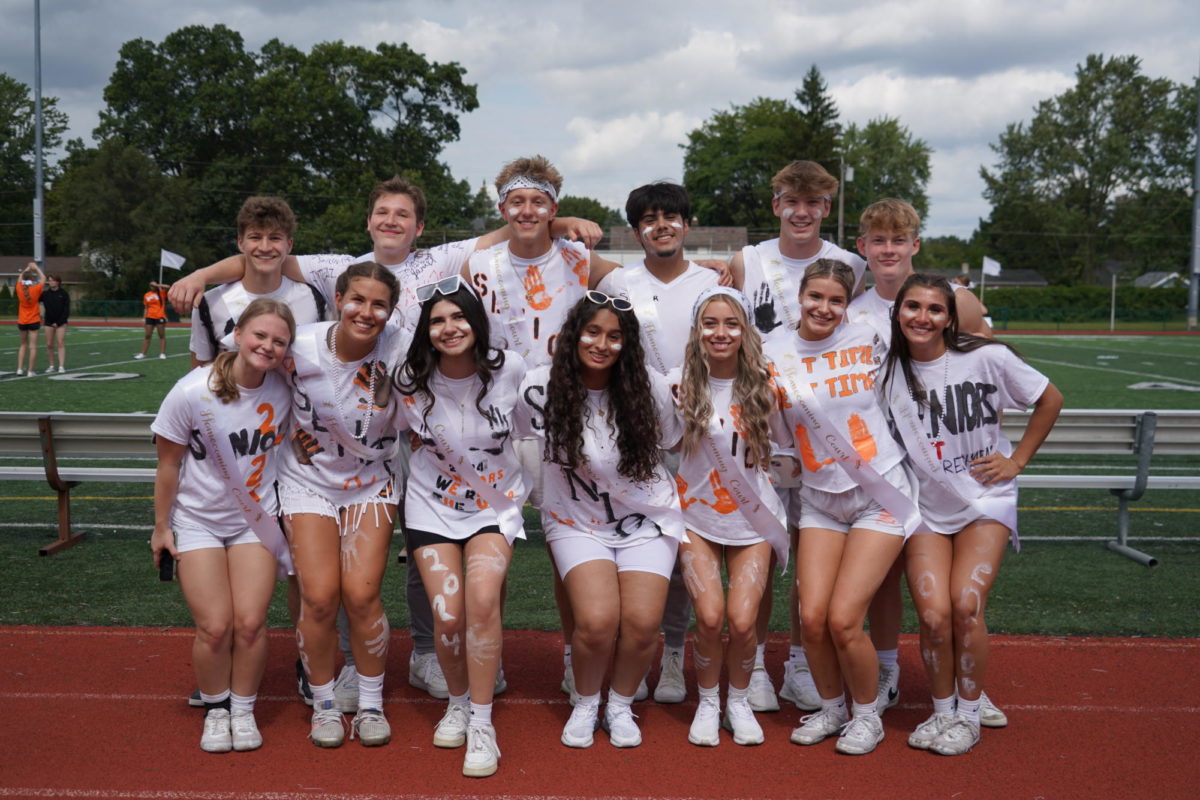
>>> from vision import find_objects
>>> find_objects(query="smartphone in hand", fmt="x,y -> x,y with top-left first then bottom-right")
158,551 -> 175,582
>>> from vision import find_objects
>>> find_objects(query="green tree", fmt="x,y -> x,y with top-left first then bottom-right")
556,195 -> 623,227
0,73 -> 69,255
793,65 -> 842,174
682,97 -> 801,228
980,54 -> 1195,284
47,140 -> 199,299
841,116 -> 932,238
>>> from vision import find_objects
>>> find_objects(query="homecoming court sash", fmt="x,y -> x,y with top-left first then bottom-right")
774,348 -> 930,538
886,367 -> 1021,550
185,374 -> 293,575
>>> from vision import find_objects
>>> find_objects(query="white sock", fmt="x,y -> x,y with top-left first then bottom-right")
876,648 -> 899,668
356,670 -> 384,711
575,691 -> 600,708
932,694 -> 956,716
789,645 -> 806,664
852,700 -> 879,720
309,679 -> 334,705
229,692 -> 255,715
820,694 -> 846,714
728,684 -> 749,705
957,694 -> 982,725
607,687 -> 635,708
470,701 -> 493,727
754,642 -> 766,668
200,689 -> 230,708
449,690 -> 470,708
697,683 -> 720,707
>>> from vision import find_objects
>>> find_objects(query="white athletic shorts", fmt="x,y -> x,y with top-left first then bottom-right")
278,480 -> 396,537
173,524 -> 261,553
795,462 -> 914,537
515,436 -> 545,508
549,534 -> 679,580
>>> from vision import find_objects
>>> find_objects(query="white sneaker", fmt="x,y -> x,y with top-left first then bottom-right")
463,724 -> 500,778
433,703 -> 470,748
134,353 -> 145,360
230,710 -> 262,752
836,713 -> 885,755
494,665 -> 508,696
350,707 -> 391,747
980,692 -> 1008,728
931,714 -> 980,756
779,659 -> 821,711
57,366 -> 65,373
561,702 -> 599,748
722,696 -> 764,746
747,664 -> 780,712
688,695 -> 721,746
875,662 -> 900,715
603,702 -> 642,748
310,700 -> 346,748
14,369 -> 25,376
159,353 -> 166,359
654,647 -> 687,704
332,665 -> 359,713
408,651 -> 449,699
200,708 -> 232,753
44,366 -> 56,374
790,706 -> 848,746
908,712 -> 954,750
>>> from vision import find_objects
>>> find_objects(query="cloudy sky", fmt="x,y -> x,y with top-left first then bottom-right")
2,0 -> 1197,238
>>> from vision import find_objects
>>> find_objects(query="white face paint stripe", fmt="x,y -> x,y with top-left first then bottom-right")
372,307 -> 388,321
579,334 -> 596,345
607,342 -> 622,352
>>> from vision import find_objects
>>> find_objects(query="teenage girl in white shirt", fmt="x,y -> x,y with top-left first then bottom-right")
671,287 -> 788,747
518,292 -> 684,750
393,276 -> 528,778
151,298 -> 296,754
883,273 -> 1061,756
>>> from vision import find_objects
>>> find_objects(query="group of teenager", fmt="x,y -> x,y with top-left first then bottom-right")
149,157 -> 1062,778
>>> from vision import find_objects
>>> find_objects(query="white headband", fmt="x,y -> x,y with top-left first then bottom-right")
499,175 -> 558,204
692,286 -> 752,322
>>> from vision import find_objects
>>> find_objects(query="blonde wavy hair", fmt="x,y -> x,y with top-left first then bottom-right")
680,294 -> 776,469
209,297 -> 296,403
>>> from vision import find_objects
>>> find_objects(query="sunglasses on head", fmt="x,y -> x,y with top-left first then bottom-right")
416,275 -> 468,303
585,290 -> 633,312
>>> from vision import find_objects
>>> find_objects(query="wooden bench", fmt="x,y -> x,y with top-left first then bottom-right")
1004,409 -> 1200,566
0,411 -> 157,555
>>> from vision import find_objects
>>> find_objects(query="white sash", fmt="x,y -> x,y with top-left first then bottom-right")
185,374 -> 293,575
886,366 -> 1020,550
289,325 -> 392,463
697,411 -> 790,569
745,242 -> 799,334
486,247 -> 533,359
774,349 -> 930,537
422,388 -> 529,543
624,267 -> 670,374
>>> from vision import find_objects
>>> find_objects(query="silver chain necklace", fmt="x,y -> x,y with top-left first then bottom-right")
329,323 -> 379,442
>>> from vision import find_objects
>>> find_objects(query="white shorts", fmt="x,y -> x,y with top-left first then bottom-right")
174,524 -> 261,553
918,480 -> 1015,536
795,462 -> 914,537
279,480 -> 397,538
549,534 -> 679,580
515,436 -> 544,508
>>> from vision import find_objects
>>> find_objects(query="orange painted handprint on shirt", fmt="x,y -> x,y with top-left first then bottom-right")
524,264 -> 553,310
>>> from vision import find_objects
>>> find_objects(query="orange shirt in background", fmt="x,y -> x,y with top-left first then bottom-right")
17,282 -> 44,325
143,288 -> 166,321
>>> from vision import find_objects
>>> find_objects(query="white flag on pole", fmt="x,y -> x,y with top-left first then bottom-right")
160,249 -> 187,270
982,256 -> 1002,277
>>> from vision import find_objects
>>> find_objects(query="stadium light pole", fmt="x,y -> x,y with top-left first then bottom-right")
32,0 -> 45,270
1188,68 -> 1199,332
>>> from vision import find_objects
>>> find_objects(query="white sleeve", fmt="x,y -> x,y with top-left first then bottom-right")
594,268 -> 628,300
150,382 -> 195,446
295,254 -> 351,306
427,238 -> 479,279
188,306 -> 213,362
996,348 -> 1051,409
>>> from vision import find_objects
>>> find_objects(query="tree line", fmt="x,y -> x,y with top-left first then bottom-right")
0,28 -> 1195,293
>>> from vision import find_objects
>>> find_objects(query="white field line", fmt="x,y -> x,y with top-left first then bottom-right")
1024,356 -> 1200,386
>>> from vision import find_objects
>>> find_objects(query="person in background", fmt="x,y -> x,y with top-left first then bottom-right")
136,280 -> 170,360
14,262 -> 45,376
41,274 -> 70,373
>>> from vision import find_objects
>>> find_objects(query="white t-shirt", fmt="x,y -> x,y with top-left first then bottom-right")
152,365 -> 292,532
278,321 -> 405,506
189,277 -> 323,362
516,365 -> 683,546
899,345 -> 1049,529
667,372 -> 787,545
769,320 -> 903,494
595,261 -> 718,375
397,353 -> 529,538
741,239 -> 867,349
467,239 -> 590,368
296,238 -> 479,329
847,287 -> 895,336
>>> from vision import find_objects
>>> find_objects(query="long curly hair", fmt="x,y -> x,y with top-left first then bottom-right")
544,296 -> 662,483
883,273 -> 1017,406
680,295 -> 776,469
394,285 -> 505,428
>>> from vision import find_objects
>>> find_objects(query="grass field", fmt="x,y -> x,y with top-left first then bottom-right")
1,326 -> 1198,636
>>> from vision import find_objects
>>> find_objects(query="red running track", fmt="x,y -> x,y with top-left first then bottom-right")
1,627 -> 1197,800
